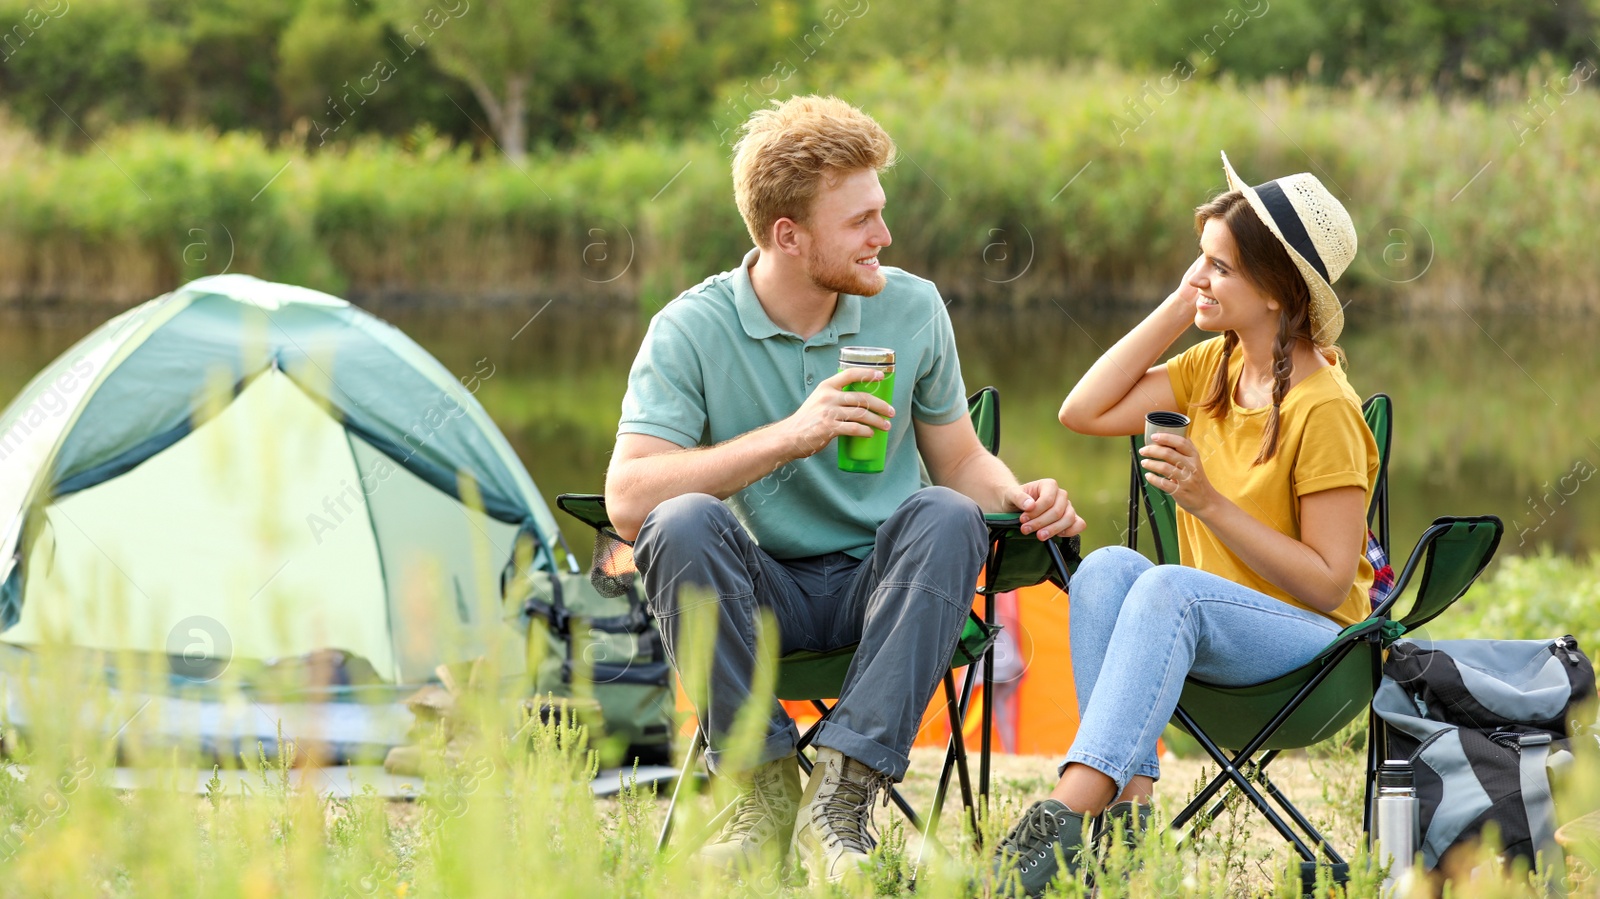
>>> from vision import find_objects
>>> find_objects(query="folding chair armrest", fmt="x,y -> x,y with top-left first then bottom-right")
1279,515 -> 1502,667
1309,618 -> 1388,664
981,513 -> 1082,591
556,493 -> 628,542
983,513 -> 1082,560
1371,514 -> 1503,631
1370,524 -> 1436,621
555,492 -> 643,597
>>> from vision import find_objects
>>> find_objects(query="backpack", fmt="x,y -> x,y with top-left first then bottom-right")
1371,636 -> 1596,871
517,567 -> 675,766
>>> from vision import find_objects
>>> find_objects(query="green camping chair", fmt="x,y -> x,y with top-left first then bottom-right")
1125,394 -> 1503,890
557,386 -> 1080,864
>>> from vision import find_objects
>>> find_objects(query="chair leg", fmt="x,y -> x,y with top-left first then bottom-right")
796,700 -> 831,753
977,535 -> 1009,806
1262,790 -> 1344,868
1169,735 -> 1356,892
911,650 -> 995,890
1176,788 -> 1235,847
950,665 -> 985,818
1171,750 -> 1236,834
886,786 -> 923,832
979,593 -> 996,803
657,726 -> 707,853
912,673 -> 972,886
1171,758 -> 1335,855
922,652 -> 988,855
1363,643 -> 1386,844
1171,707 -> 1320,863
922,673 -> 968,845
1256,761 -> 1345,867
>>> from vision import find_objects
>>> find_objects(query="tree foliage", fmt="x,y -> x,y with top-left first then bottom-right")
0,0 -> 1593,151
1111,0 -> 1600,91
370,0 -> 680,161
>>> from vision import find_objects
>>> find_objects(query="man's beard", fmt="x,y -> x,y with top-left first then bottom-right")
806,243 -> 886,297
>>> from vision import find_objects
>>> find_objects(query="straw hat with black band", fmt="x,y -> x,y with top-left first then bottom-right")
1220,151 -> 1357,346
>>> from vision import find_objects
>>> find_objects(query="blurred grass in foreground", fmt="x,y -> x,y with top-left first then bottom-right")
1,603 -> 1598,897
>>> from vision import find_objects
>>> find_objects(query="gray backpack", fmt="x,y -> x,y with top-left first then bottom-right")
1372,636 -> 1595,871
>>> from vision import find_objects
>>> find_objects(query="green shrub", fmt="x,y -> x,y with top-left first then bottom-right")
5,60 -> 1600,312
1426,548 -> 1600,650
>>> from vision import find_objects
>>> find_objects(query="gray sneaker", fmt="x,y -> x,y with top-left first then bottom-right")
1096,800 -> 1153,857
698,755 -> 802,872
992,799 -> 1090,897
790,747 -> 889,884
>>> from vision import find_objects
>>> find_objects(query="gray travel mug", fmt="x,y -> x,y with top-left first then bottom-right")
1144,410 -> 1191,442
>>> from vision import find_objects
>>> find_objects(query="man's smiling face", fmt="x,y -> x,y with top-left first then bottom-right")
799,167 -> 893,297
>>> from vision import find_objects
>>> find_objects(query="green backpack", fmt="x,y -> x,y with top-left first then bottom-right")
519,567 -> 674,766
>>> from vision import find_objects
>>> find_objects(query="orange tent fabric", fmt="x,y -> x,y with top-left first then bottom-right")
771,581 -> 1081,758
908,581 -> 1080,757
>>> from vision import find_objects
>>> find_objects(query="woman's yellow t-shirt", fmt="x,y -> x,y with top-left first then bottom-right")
1165,336 -> 1380,628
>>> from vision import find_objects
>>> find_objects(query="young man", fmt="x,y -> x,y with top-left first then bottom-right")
606,95 -> 1085,883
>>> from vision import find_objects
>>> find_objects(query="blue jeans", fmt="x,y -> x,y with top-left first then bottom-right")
1062,546 -> 1344,793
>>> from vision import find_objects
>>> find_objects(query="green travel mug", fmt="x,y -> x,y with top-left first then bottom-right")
837,346 -> 895,473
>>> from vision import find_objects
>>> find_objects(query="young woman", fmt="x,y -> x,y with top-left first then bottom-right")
993,153 -> 1378,895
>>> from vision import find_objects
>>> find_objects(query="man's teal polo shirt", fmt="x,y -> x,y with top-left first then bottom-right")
618,248 -> 967,560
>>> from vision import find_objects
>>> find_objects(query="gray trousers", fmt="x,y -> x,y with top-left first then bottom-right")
632,486 -> 985,781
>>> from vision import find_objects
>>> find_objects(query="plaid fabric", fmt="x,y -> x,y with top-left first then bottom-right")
1367,529 -> 1395,608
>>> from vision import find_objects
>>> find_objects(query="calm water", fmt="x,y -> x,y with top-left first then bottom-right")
3,300 -> 1596,571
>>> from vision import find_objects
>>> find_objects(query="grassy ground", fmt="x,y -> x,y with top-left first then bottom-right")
584,743 -> 1369,896
0,680 -> 1591,898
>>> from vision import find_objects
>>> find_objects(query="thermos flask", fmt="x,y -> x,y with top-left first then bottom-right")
1374,759 -> 1421,894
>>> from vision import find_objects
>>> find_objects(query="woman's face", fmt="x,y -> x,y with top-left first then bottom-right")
1189,217 -> 1279,337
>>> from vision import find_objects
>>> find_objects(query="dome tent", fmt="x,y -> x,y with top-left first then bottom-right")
0,275 -> 564,760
